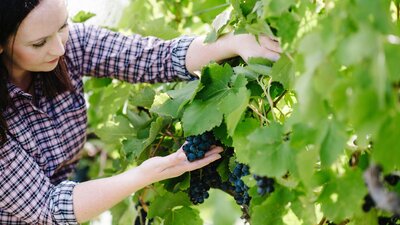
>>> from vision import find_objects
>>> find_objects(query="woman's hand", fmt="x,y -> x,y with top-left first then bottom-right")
231,33 -> 282,62
186,33 -> 282,74
73,145 -> 223,223
138,145 -> 224,184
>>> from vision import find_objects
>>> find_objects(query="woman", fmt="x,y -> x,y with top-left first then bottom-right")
0,0 -> 281,224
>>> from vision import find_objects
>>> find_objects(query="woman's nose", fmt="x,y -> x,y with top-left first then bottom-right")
48,34 -> 65,57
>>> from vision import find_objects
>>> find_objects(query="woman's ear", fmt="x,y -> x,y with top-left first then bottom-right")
0,47 -> 3,54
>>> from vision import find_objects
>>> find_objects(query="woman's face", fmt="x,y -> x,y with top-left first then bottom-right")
0,0 -> 69,77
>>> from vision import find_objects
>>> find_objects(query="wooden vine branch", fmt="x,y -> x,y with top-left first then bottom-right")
363,164 -> 400,215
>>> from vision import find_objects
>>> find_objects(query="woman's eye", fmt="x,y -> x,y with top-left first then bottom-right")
60,23 -> 69,30
32,40 -> 47,48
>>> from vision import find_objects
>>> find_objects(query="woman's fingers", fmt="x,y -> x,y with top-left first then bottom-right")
205,146 -> 224,157
265,51 -> 281,61
269,35 -> 279,42
185,146 -> 223,169
162,145 -> 223,168
259,36 -> 282,53
164,149 -> 186,166
180,150 -> 222,171
161,146 -> 224,176
237,34 -> 282,62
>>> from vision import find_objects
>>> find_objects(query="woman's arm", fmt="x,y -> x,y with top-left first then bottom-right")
66,23 -> 198,83
73,146 -> 223,223
185,33 -> 282,74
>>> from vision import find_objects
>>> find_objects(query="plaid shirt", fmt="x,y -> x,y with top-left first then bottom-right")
0,23 -> 195,224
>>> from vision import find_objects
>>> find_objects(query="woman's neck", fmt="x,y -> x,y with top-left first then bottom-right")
10,70 -> 32,93
1,56 -> 32,92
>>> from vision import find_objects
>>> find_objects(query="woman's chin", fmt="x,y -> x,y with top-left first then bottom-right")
37,63 -> 59,72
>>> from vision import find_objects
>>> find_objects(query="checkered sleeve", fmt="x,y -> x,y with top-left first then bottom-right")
66,23 -> 198,83
0,139 -> 78,224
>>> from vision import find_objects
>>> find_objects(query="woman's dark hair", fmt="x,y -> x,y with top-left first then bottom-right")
0,0 -> 73,144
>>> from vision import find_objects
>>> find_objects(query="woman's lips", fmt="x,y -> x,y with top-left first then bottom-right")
47,57 -> 59,64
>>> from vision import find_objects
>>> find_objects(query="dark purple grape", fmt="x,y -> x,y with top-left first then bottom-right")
187,153 -> 196,162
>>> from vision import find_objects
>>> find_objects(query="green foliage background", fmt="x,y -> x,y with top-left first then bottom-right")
71,0 -> 400,224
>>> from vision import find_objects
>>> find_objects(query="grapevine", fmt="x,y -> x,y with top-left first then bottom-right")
78,0 -> 400,224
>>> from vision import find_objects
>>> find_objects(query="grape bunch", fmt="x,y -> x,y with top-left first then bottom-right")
185,132 -> 227,204
182,132 -> 217,162
254,175 -> 275,196
229,163 -> 251,205
188,151 -> 226,204
188,170 -> 211,204
202,159 -> 223,187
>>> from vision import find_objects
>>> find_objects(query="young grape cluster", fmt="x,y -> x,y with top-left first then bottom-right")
254,175 -> 275,196
182,132 -> 216,162
229,163 -> 251,205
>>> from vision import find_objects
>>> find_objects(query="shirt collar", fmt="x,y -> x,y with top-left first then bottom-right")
7,80 -> 33,101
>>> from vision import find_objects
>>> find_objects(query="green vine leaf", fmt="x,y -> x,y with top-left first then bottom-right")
151,80 -> 201,118
373,113 -> 400,171
182,64 -> 249,136
233,118 -> 260,165
71,10 -> 96,23
147,192 -> 191,219
246,122 -> 295,177
94,115 -> 136,145
122,117 -> 165,159
317,169 -> 367,223
270,54 -> 295,89
164,206 -> 202,225
319,120 -> 347,167
251,187 -> 295,225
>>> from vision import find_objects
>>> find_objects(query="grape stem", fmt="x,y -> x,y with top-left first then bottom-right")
265,90 -> 287,115
364,164 -> 400,215
150,124 -> 173,157
249,103 -> 270,124
150,135 -> 166,157
138,195 -> 149,212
